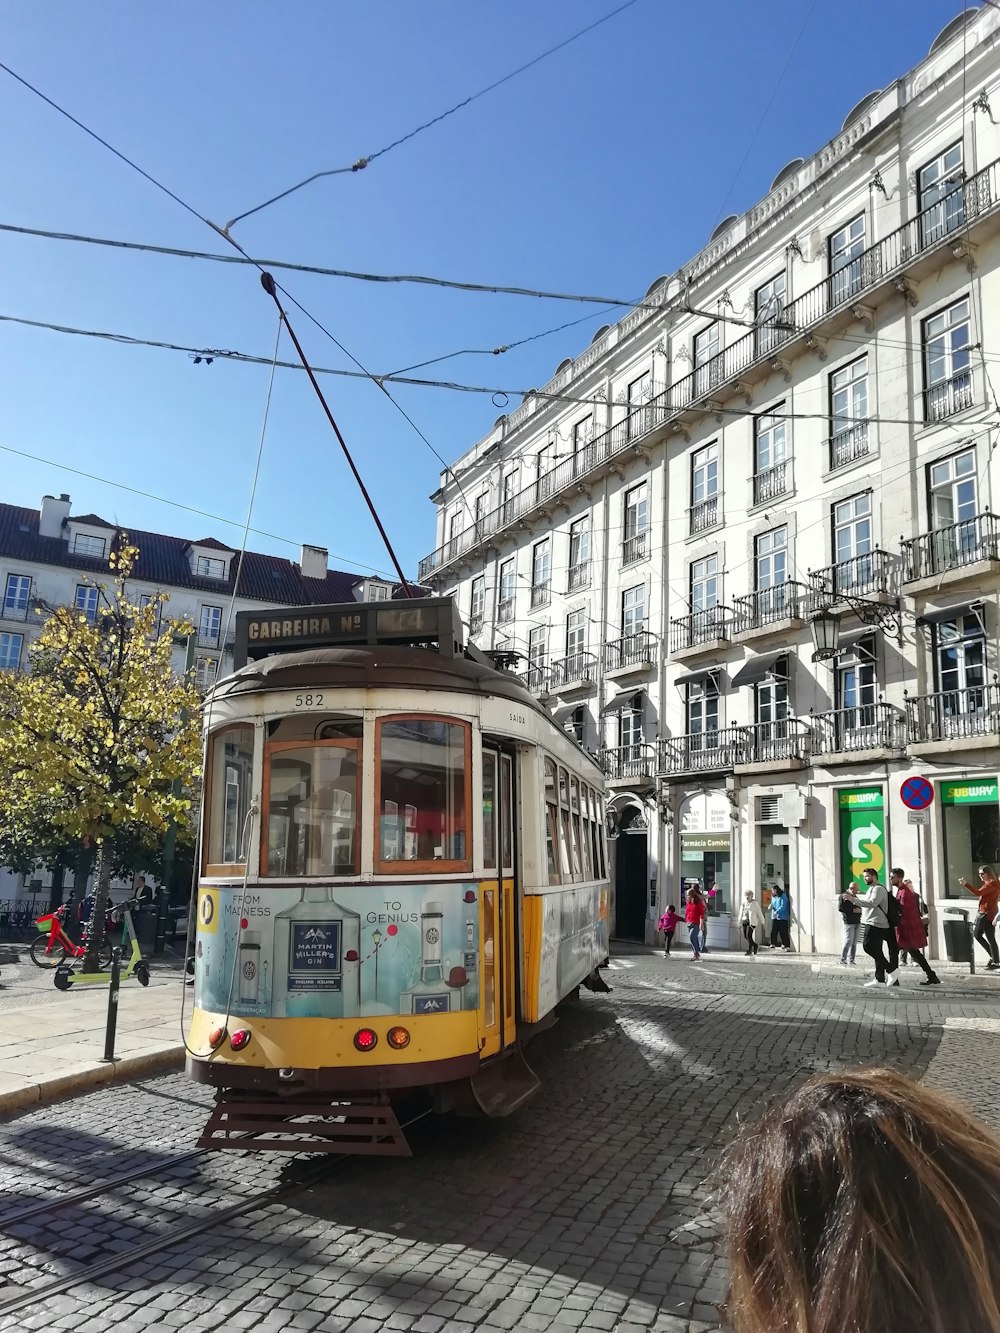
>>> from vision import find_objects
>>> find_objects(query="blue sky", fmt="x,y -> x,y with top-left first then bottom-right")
2,0 -> 967,579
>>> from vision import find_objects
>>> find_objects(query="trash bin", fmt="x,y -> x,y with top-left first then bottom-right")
706,913 -> 732,950
944,918 -> 972,963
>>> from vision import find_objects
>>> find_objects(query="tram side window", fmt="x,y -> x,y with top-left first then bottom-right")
206,726 -> 254,873
594,794 -> 607,878
500,754 -> 514,873
377,717 -> 471,871
580,784 -> 594,879
569,778 -> 583,880
558,766 -> 573,880
544,757 -> 559,885
482,750 -> 498,871
264,742 -> 359,877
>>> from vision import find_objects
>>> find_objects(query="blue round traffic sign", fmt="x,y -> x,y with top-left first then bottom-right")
900,776 -> 934,811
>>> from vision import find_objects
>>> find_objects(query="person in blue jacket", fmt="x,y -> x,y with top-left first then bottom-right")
769,884 -> 791,950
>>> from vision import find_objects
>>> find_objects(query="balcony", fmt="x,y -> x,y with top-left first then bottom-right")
924,368 -> 974,423
658,727 -> 745,776
752,461 -> 789,506
902,513 -> 1000,592
603,631 -> 658,677
689,496 -> 719,536
731,582 -> 805,642
907,684 -> 1000,755
829,421 -> 871,470
198,632 -> 222,650
670,608 -> 729,660
497,597 -> 514,625
516,664 -> 550,697
548,652 -> 598,694
622,531 -> 648,565
0,600 -> 31,624
530,581 -> 551,610
419,158 -> 1000,585
811,704 -> 906,761
735,719 -> 811,773
567,562 -> 590,592
808,550 -> 895,607
599,743 -> 657,785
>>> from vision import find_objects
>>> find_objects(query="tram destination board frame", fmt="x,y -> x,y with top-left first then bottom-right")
233,598 -> 465,668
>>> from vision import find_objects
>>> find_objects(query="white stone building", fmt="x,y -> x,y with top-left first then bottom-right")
0,491 -> 401,906
418,8 -> 1000,958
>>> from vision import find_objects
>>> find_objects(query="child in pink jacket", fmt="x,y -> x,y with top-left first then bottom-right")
657,905 -> 680,957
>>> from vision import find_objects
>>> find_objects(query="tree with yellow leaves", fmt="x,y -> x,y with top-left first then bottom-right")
0,541 -> 202,971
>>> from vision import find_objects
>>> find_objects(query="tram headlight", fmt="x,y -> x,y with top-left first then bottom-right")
387,1026 -> 410,1050
353,1027 -> 378,1052
230,1029 -> 251,1052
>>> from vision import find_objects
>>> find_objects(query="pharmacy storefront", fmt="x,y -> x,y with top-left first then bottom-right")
677,791 -> 733,946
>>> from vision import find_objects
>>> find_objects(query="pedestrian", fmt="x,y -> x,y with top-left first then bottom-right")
890,866 -> 939,986
134,874 -> 153,908
769,884 -> 791,950
837,882 -> 862,965
845,867 -> 897,987
685,888 -> 705,961
657,904 -> 680,957
738,891 -> 764,955
959,864 -> 1000,970
720,1067 -> 1000,1333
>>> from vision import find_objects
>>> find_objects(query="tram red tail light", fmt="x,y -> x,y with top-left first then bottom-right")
230,1029 -> 251,1052
209,1026 -> 227,1049
387,1026 -> 410,1050
353,1028 -> 378,1052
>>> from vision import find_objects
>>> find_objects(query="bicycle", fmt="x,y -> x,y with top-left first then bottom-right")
31,905 -> 113,970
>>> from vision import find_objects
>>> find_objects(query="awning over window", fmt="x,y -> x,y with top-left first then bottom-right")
600,688 -> 645,715
835,628 -> 877,659
676,668 -> 721,694
551,703 -> 583,725
917,599 -> 984,628
732,651 -> 787,687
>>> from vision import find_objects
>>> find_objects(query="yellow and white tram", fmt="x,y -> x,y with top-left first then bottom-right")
187,598 -> 610,1153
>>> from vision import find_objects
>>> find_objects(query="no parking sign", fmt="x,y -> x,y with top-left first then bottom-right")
900,776 -> 934,811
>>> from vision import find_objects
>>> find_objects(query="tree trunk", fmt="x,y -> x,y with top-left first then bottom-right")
48,861 -> 66,912
82,842 -> 113,973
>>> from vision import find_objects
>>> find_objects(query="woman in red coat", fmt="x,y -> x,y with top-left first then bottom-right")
890,868 -> 940,986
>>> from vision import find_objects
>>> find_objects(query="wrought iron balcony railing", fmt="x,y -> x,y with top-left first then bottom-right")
689,496 -> 719,535
808,549 -> 895,603
0,599 -> 31,623
811,704 -> 905,755
599,743 -> 657,782
530,580 -> 551,610
658,726 -> 745,774
902,512 -> 1000,581
906,684 -> 1000,743
924,368 -> 974,423
752,460 -> 789,506
418,160 -> 999,582
548,652 -> 598,690
603,631 -> 658,672
198,632 -> 222,649
517,664 -> 550,696
731,582 -> 804,633
742,718 -> 811,765
829,420 -> 870,469
622,531 -> 648,565
567,562 -> 590,592
669,608 -> 729,653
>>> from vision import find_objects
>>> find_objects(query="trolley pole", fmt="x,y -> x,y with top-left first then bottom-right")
102,948 -> 122,1062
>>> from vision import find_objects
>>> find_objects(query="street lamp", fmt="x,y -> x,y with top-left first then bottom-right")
809,608 -> 840,663
808,594 -> 902,663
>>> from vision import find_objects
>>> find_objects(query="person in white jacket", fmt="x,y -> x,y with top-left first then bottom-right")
739,891 -> 766,955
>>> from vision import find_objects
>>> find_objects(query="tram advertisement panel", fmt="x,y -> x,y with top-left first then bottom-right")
195,884 -> 480,1020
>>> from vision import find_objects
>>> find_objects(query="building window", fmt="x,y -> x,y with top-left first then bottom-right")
199,604 -> 223,649
686,677 -> 719,740
72,532 -> 107,558
568,705 -> 585,745
755,662 -> 789,730
137,592 -> 161,633
0,632 -> 23,671
753,407 -> 788,504
573,416 -> 594,474
619,704 -> 643,753
531,538 -> 551,608
832,493 -> 872,589
690,442 -> 719,534
626,371 -> 651,439
755,527 -> 788,614
366,583 -> 390,601
829,214 -> 865,305
536,443 -> 555,502
568,517 -> 590,591
75,584 -> 100,624
474,492 -> 489,534
622,584 -> 646,642
195,656 -> 219,690
936,613 -> 986,703
527,625 -> 549,691
566,609 -> 587,668
448,512 -> 463,556
754,271 -> 786,356
470,576 -> 485,634
498,558 -> 515,622
693,323 -> 720,396
830,354 -> 869,468
837,638 -> 877,735
918,142 -> 964,248
501,471 -> 517,523
924,298 -> 972,422
3,574 -> 31,620
195,554 -> 226,579
623,482 -> 649,564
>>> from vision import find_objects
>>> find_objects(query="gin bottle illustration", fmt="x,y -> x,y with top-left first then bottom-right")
401,900 -> 456,1015
238,930 -> 261,1006
272,886 -> 360,1017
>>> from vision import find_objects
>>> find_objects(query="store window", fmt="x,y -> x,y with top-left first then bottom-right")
940,778 -> 1000,899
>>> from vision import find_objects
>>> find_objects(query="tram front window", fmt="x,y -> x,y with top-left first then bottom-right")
377,717 -> 471,871
264,742 -> 359,877
206,726 -> 254,873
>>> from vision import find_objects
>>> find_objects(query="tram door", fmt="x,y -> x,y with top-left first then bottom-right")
481,747 -> 517,1057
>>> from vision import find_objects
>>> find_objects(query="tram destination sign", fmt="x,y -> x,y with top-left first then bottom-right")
234,597 -> 465,668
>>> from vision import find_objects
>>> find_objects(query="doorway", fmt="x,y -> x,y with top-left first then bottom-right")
614,805 -> 648,940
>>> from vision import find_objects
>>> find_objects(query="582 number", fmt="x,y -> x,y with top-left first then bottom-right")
294,692 -> 324,707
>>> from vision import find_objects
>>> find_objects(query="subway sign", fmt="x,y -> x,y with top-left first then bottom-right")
940,778 -> 999,805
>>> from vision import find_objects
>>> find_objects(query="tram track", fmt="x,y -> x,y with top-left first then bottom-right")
0,1108 -> 431,1320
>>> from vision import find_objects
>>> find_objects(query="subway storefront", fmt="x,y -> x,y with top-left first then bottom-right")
940,777 -> 1000,898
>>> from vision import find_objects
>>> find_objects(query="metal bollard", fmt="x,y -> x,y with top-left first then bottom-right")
102,947 -> 122,1062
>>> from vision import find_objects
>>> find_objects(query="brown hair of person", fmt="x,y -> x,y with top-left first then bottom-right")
721,1068 -> 1000,1333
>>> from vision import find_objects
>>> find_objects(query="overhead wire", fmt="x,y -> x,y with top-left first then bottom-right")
222,0 -> 645,230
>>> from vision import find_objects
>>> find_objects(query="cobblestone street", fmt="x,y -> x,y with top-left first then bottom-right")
2,950 -> 999,1333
